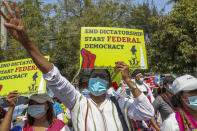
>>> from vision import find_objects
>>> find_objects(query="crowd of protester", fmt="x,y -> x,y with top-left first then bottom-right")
0,1 -> 197,131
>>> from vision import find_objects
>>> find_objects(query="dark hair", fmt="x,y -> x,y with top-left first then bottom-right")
27,101 -> 54,126
171,91 -> 184,109
163,76 -> 175,86
79,77 -> 89,87
79,69 -> 91,87
90,69 -> 112,84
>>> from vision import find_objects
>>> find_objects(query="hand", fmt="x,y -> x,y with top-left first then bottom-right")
6,90 -> 19,107
114,61 -> 130,82
0,1 -> 30,45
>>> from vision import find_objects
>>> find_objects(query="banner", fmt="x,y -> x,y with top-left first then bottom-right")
80,27 -> 148,69
145,76 -> 156,90
0,57 -> 49,97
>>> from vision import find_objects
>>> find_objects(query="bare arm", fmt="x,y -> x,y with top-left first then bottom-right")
150,117 -> 160,131
0,107 -> 15,131
0,1 -> 53,74
115,61 -> 141,98
0,91 -> 19,131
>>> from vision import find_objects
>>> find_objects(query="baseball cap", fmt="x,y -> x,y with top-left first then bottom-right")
29,94 -> 53,104
136,73 -> 142,77
172,75 -> 197,94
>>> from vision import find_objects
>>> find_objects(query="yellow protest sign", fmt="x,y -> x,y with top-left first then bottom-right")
0,57 -> 49,97
80,27 -> 148,69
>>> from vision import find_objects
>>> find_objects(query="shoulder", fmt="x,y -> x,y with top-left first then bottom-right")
161,113 -> 179,131
155,95 -> 163,101
71,94 -> 87,112
143,83 -> 150,88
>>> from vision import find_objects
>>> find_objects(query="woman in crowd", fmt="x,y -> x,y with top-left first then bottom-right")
161,75 -> 197,131
152,76 -> 175,123
11,93 -> 69,131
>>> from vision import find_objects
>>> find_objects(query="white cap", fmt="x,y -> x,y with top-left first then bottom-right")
136,73 -> 142,77
172,75 -> 197,94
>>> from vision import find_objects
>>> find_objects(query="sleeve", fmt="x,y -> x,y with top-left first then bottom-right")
152,96 -> 161,113
145,83 -> 155,102
126,93 -> 155,120
43,66 -> 80,109
57,113 -> 66,123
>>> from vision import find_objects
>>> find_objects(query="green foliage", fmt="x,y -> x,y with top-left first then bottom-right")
0,0 -> 163,80
150,0 -> 197,74
3,0 -> 196,80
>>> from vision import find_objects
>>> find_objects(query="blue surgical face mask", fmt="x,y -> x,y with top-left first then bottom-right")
27,105 -> 46,119
139,78 -> 144,83
88,77 -> 108,96
80,89 -> 90,95
188,95 -> 197,111
168,84 -> 173,92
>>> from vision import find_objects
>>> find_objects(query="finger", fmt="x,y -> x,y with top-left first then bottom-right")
115,65 -> 124,69
114,66 -> 122,72
116,61 -> 127,66
115,61 -> 124,64
4,23 -> 23,31
13,1 -> 21,19
116,61 -> 127,65
4,1 -> 14,18
6,95 -> 18,100
8,90 -> 18,95
6,98 -> 18,104
0,9 -> 10,22
7,92 -> 19,99
7,97 -> 17,104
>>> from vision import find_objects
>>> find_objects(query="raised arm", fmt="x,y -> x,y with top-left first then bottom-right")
0,1 -> 53,74
115,62 -> 154,120
0,91 -> 19,131
114,61 -> 141,97
0,1 -> 79,110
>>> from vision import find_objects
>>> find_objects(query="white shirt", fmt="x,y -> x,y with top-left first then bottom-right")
161,113 -> 179,131
136,82 -> 155,103
43,66 -> 154,131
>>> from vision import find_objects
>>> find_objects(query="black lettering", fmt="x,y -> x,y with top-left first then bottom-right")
85,44 -> 89,48
90,44 -> 95,48
95,44 -> 98,48
99,44 -> 103,48
120,45 -> 124,49
85,37 -> 89,41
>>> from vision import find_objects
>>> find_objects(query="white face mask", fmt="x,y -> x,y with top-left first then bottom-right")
27,105 -> 46,119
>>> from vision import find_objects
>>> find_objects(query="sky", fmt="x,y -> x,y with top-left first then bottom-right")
41,0 -> 174,14
138,0 -> 174,14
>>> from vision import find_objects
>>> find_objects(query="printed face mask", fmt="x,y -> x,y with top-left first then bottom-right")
188,95 -> 197,111
88,77 -> 108,96
27,105 -> 46,119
